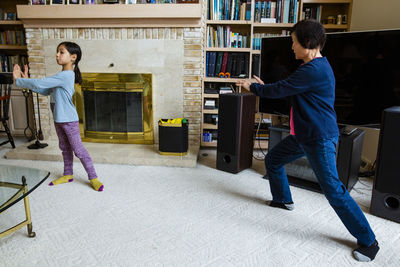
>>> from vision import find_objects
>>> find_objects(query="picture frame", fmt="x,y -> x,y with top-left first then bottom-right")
31,0 -> 46,5
50,0 -> 65,4
67,0 -> 81,4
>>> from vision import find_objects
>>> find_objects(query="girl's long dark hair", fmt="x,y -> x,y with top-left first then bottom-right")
57,42 -> 82,85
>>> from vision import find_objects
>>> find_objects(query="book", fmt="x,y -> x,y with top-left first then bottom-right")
220,52 -> 228,74
204,99 -> 216,109
225,52 -> 233,76
215,52 -> 224,76
244,53 -> 249,77
252,54 -> 260,77
219,86 -> 233,94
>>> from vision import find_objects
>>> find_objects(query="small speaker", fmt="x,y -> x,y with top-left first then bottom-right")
337,128 -> 365,192
370,106 -> 400,223
268,125 -> 364,193
217,93 -> 256,174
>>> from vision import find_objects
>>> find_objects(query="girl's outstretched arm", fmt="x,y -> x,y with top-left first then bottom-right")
14,64 -> 64,96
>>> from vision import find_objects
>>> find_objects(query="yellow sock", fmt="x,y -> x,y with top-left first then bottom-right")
49,175 -> 73,186
90,178 -> 104,192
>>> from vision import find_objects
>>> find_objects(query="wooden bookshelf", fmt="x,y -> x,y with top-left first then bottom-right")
201,0 -> 353,148
0,0 -> 32,137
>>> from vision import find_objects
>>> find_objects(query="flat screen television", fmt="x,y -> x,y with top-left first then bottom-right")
258,29 -> 400,127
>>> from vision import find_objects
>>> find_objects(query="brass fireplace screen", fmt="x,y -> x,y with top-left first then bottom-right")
73,73 -> 153,144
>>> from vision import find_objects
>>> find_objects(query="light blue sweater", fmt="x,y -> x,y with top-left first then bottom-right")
16,70 -> 79,123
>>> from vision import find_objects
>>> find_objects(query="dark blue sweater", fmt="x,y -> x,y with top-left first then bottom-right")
250,57 -> 339,143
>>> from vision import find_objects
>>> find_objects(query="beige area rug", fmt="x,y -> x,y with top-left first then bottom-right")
0,146 -> 399,266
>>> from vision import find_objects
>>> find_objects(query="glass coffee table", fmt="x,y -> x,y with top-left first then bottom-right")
0,165 -> 50,238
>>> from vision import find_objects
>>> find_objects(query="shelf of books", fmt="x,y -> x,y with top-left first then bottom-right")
0,1 -> 29,73
202,0 -> 352,149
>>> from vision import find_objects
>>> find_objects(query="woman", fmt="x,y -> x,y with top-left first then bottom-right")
236,19 -> 379,262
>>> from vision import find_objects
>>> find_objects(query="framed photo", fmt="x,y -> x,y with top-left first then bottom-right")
31,0 -> 46,5
68,0 -> 81,4
51,0 -> 65,4
126,0 -> 137,4
84,0 -> 96,4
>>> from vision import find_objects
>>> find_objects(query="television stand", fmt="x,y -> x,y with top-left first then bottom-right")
268,125 -> 365,193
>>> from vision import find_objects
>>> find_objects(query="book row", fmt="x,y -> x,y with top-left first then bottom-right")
1,54 -> 28,73
208,0 -> 251,21
206,52 -> 250,78
252,31 -> 290,50
207,25 -> 250,48
254,0 -> 299,24
0,31 -> 26,46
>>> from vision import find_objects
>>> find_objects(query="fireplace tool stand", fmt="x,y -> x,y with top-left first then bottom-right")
27,92 -> 48,149
22,89 -> 35,141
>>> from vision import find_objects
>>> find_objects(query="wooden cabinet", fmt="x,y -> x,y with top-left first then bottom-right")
8,87 -> 30,135
201,0 -> 353,148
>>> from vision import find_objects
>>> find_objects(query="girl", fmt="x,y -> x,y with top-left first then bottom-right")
13,42 -> 104,192
236,20 -> 379,262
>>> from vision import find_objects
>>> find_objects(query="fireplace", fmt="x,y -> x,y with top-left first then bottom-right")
74,73 -> 153,144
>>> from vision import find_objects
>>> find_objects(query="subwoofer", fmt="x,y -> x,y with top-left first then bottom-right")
217,93 -> 256,174
370,106 -> 400,223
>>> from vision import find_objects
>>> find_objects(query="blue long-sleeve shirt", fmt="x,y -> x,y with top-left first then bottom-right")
16,70 -> 79,123
250,57 -> 339,143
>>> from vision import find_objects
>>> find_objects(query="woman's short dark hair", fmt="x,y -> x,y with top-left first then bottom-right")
292,19 -> 326,50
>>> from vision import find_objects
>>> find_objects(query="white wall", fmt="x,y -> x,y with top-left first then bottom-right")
351,0 -> 400,31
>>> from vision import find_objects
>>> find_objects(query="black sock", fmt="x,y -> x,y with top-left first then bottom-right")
353,240 -> 379,262
269,201 -> 294,211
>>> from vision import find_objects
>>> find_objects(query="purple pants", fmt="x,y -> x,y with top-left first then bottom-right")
54,121 -> 97,180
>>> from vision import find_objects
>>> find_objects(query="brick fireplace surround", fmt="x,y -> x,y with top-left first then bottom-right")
25,26 -> 203,147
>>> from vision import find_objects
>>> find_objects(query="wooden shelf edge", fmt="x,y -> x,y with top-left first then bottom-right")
302,0 -> 351,4
203,94 -> 219,98
323,24 -> 349,29
253,23 -> 295,28
203,123 -> 218,130
206,20 -> 252,25
203,109 -> 219,114
0,45 -> 27,50
206,47 -> 251,52
0,20 -> 23,25
204,77 -> 245,83
16,4 -> 201,28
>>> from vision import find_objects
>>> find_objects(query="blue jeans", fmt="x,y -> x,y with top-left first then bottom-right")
265,135 -> 376,246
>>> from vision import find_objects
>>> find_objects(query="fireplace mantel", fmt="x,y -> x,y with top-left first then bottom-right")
16,4 -> 202,28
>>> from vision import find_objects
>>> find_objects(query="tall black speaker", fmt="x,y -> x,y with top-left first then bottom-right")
217,93 -> 256,174
370,106 -> 400,223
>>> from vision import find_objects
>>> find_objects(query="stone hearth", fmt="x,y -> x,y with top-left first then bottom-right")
5,140 -> 199,168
